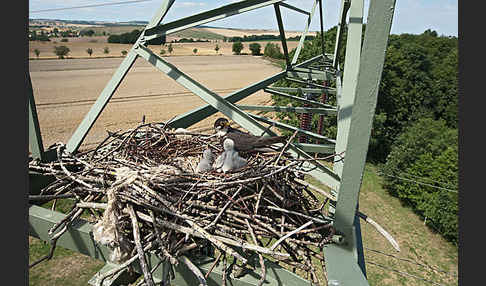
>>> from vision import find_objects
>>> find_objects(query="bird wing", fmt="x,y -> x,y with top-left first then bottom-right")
224,133 -> 261,151
213,152 -> 226,169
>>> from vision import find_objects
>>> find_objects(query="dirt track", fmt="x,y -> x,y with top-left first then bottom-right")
29,55 -> 281,152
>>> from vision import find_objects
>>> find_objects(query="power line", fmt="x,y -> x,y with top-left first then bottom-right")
30,0 -> 152,13
366,260 -> 446,286
364,247 -> 458,278
378,172 -> 458,193
385,168 -> 457,188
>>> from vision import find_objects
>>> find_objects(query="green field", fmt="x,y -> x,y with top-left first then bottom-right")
28,163 -> 458,285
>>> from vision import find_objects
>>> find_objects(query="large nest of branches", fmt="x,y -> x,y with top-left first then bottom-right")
29,121 -> 340,285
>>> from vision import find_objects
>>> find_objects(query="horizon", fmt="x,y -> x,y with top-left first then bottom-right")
28,0 -> 458,37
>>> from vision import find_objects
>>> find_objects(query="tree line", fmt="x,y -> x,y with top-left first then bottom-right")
226,34 -> 315,42
270,27 -> 458,243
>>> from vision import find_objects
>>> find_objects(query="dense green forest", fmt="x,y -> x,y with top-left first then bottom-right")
270,26 -> 458,243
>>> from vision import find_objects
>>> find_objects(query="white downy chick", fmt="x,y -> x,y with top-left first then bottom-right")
196,148 -> 215,173
221,139 -> 247,173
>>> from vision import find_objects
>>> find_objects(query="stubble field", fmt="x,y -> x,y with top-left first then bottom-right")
29,53 -> 282,152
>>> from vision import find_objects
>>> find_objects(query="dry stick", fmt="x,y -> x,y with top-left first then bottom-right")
254,184 -> 266,215
266,206 -> 332,224
294,178 -> 400,251
204,252 -> 223,279
149,210 -> 178,265
30,207 -> 84,268
179,255 -> 207,286
274,130 -> 299,166
134,211 -> 252,263
270,220 -> 314,251
222,253 -> 227,286
96,241 -> 155,286
127,204 -> 156,286
57,144 -> 93,189
245,219 -> 266,286
204,186 -> 243,230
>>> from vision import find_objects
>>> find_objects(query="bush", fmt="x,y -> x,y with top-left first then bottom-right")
86,48 -> 93,57
103,47 -> 110,54
53,45 -> 70,59
382,117 -> 458,243
232,42 -> 243,55
61,38 -> 68,42
264,42 -> 284,59
249,43 -> 261,56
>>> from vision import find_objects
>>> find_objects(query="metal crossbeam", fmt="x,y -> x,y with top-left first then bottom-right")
264,88 -> 335,108
291,0 -> 318,65
248,113 -> 336,144
28,74 -> 46,161
268,86 -> 336,95
143,0 -> 284,42
237,104 -> 337,115
279,2 -> 310,15
168,54 -> 324,129
274,3 -> 291,68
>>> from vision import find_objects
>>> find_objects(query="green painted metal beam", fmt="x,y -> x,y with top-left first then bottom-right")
286,70 -> 330,81
134,44 -> 270,136
325,0 -> 396,284
291,0 -> 318,65
248,113 -> 336,144
274,3 -> 291,68
318,0 -> 326,57
29,204 -> 310,286
292,142 -> 335,154
333,0 -> 351,69
143,0 -> 284,42
279,2 -> 310,15
237,104 -> 337,115
168,54 -> 325,129
66,50 -> 139,154
264,88 -> 335,109
268,86 -> 336,96
28,74 -> 46,161
65,0 -> 176,154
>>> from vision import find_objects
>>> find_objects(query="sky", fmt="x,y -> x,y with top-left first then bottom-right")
28,0 -> 458,37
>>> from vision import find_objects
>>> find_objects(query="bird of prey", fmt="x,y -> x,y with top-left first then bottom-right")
213,118 -> 286,152
195,148 -> 215,173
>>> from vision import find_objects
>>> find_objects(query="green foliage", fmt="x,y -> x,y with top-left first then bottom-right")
86,48 -> 93,56
249,43 -> 261,55
121,50 -> 128,56
263,42 -> 284,59
232,42 -> 244,55
382,118 -> 458,243
34,49 -> 40,58
168,43 -> 173,54
372,31 -> 458,161
193,48 -> 198,54
60,38 -> 68,42
107,29 -> 165,45
103,47 -> 110,54
215,44 -> 220,53
79,29 -> 95,37
53,45 -> 70,59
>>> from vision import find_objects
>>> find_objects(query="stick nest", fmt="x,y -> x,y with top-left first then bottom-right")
29,121 -> 337,285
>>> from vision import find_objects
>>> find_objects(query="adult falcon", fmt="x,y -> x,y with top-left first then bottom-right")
213,117 -> 286,152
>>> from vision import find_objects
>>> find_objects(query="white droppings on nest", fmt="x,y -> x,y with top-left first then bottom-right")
174,128 -> 192,140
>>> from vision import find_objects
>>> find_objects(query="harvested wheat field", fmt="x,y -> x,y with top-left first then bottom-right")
29,54 -> 282,153
29,38 -> 301,59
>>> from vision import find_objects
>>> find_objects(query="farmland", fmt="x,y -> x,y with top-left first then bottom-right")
29,54 -> 281,152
